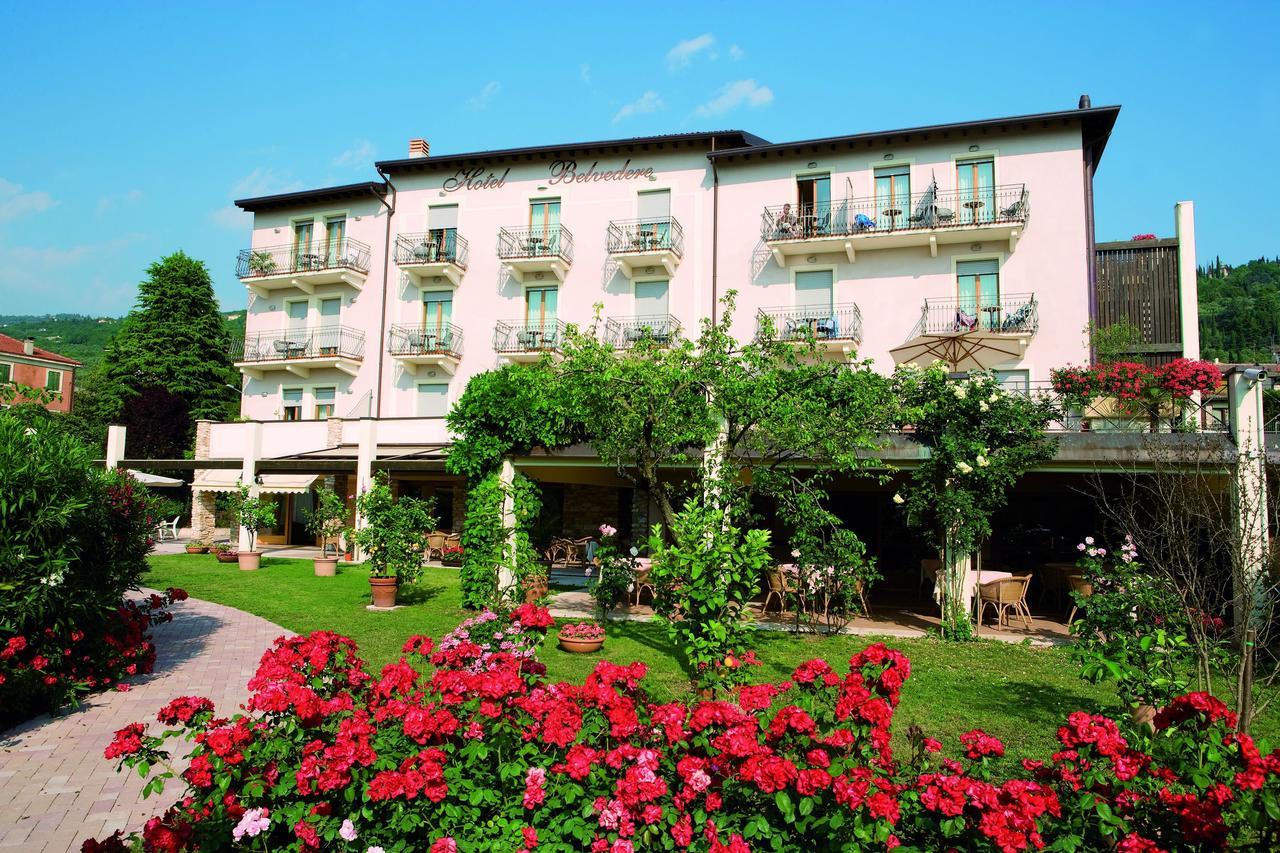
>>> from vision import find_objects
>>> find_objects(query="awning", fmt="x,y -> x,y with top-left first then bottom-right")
191,471 -> 320,494
126,469 -> 184,488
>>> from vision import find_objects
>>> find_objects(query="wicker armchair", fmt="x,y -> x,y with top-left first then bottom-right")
763,567 -> 790,614
1067,574 -> 1093,624
978,574 -> 1034,630
425,531 -> 447,561
632,558 -> 655,606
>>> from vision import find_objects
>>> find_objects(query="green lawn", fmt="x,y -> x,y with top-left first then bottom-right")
143,554 -> 1264,764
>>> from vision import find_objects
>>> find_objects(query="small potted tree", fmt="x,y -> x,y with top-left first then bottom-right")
247,250 -> 276,276
304,487 -> 348,577
348,472 -> 435,608
231,484 -> 278,571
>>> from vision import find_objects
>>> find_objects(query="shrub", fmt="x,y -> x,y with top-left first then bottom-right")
349,472 -> 436,582
459,471 -> 541,609
588,523 -> 634,616
88,614 -> 1280,852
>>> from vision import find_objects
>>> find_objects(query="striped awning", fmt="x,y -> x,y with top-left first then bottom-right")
191,470 -> 242,493
191,472 -> 320,494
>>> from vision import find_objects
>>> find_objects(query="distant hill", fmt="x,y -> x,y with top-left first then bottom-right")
1199,258 -> 1280,363
0,312 -> 246,375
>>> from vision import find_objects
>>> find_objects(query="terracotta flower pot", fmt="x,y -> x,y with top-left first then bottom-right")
237,551 -> 262,571
558,638 -> 604,654
185,545 -> 208,554
313,557 -> 338,577
369,576 -> 399,608
215,551 -> 239,564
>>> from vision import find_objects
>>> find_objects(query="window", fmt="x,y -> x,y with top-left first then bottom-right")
44,369 -> 61,392
314,387 -> 336,420
427,205 -> 459,260
957,158 -> 995,224
526,286 -> 558,329
292,219 -> 314,268
423,291 -> 453,332
323,217 -> 346,265
795,269 -> 834,311
634,280 -> 669,317
994,370 -> 1029,393
416,383 -> 450,417
637,190 -> 671,246
529,198 -> 561,253
957,259 -> 1000,321
0,363 -> 10,384
282,388 -> 303,421
874,165 -> 911,223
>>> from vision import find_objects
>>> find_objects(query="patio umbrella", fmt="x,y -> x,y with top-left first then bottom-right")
889,330 -> 1029,372
126,469 -> 184,488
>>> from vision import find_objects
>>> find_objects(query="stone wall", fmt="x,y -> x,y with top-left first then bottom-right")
191,420 -> 216,542
561,484 -> 620,540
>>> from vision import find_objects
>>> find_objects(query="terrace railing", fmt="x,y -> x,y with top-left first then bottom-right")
911,293 -> 1038,337
606,217 -> 685,257
388,323 -> 464,358
232,325 -> 366,363
1003,380 -> 1230,434
761,184 -> 1029,242
493,319 -> 568,354
604,314 -> 682,348
236,238 -> 372,279
394,230 -> 469,268
757,302 -> 863,345
497,225 -> 574,264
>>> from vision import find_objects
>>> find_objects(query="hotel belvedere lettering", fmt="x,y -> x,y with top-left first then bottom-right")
442,159 -> 654,193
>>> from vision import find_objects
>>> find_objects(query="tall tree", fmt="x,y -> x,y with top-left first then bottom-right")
97,251 -> 238,456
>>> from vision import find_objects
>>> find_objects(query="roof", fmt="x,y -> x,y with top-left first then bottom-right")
234,181 -> 388,212
0,332 -> 81,367
707,105 -> 1122,165
376,130 -> 769,173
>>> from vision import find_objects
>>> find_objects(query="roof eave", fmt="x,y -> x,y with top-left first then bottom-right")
234,181 -> 387,212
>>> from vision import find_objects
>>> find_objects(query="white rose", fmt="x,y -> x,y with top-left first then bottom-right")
892,493 -> 905,505
976,455 -> 989,467
956,461 -> 973,474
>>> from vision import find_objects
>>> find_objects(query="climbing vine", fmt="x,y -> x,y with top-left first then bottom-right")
458,470 -> 543,609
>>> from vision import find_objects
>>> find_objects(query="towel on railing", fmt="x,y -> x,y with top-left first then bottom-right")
955,310 -> 978,332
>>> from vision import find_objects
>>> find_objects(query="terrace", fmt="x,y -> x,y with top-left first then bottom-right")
394,230 -> 469,287
388,323 -> 464,375
756,302 -> 863,355
232,325 -> 365,379
494,319 -> 567,363
497,225 -> 574,282
236,238 -> 372,296
606,217 -> 684,277
604,314 -> 682,348
761,184 -> 1029,266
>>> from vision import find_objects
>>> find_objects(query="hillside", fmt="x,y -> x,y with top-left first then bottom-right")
1198,258 -> 1280,363
0,312 -> 245,375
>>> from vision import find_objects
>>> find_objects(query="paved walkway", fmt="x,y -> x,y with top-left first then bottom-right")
0,594 -> 290,852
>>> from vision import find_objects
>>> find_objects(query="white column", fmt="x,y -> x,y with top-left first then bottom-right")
351,418 -> 378,559
238,421 -> 263,552
1228,368 -> 1269,634
1176,201 -> 1200,360
105,425 -> 126,470
498,457 -> 518,602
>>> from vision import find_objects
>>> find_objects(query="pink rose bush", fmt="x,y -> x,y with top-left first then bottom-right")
86,606 -> 1280,851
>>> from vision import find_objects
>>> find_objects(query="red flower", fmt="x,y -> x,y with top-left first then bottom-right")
1153,692 -> 1238,731
157,696 -> 215,726
104,723 -> 146,759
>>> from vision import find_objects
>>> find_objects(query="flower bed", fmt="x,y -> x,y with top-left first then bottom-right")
88,607 -> 1280,851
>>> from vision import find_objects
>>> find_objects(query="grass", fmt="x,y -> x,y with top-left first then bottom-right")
144,554 -> 1273,764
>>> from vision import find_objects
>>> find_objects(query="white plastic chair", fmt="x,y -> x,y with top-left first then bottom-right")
156,516 -> 179,541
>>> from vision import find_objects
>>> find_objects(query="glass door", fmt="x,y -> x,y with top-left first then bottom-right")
427,205 -> 459,261
875,166 -> 911,230
956,259 -> 1000,328
323,217 -> 346,266
318,298 -> 341,354
526,287 -> 558,338
285,301 -> 309,353
957,158 -> 995,224
796,174 -> 831,235
529,199 -> 561,254
422,292 -> 453,350
292,220 -> 314,271
637,190 -> 671,248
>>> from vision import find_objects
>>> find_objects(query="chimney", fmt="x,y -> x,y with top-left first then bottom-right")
22,338 -> 35,356
408,138 -> 430,159
1078,94 -> 1092,109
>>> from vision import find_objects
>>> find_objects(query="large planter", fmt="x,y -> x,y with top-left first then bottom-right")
238,551 -> 262,571
313,557 -> 339,577
558,637 -> 604,654
215,551 -> 239,564
185,545 -> 208,554
369,576 -> 399,609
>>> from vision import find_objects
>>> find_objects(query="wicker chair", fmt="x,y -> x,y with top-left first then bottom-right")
1067,574 -> 1093,624
632,558 -> 655,606
763,567 -> 789,614
978,574 -> 1034,630
425,531 -> 447,561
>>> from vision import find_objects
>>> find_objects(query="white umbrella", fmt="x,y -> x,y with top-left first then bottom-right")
890,330 -> 1030,372
126,469 -> 185,488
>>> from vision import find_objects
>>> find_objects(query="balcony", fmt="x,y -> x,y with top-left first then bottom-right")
394,230 -> 469,288
494,319 -> 567,363
497,225 -> 573,283
756,302 -> 863,356
236,239 -> 372,296
760,184 -> 1029,266
232,325 -> 365,379
604,314 -> 681,348
606,217 -> 684,277
388,323 -> 463,375
892,294 -> 1037,369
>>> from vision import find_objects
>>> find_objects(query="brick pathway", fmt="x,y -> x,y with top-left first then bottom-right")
0,594 -> 290,852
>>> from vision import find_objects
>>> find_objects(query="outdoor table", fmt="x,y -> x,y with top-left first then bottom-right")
298,253 -> 321,270
419,333 -> 437,352
523,330 -> 543,350
526,236 -> 546,255
881,208 -> 902,230
963,200 -> 986,223
982,305 -> 1003,331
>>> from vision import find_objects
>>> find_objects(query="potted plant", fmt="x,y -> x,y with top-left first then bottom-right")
247,250 -> 276,276
211,543 -> 240,564
304,487 -> 348,577
440,544 -> 464,567
348,472 -> 435,609
231,484 -> 278,571
558,622 -> 606,653
184,541 -> 208,554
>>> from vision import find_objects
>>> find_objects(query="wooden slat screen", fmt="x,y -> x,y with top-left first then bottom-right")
1094,238 -> 1183,366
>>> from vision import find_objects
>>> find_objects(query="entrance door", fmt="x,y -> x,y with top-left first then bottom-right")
796,174 -> 831,234
526,286 -> 558,333
257,494 -> 291,545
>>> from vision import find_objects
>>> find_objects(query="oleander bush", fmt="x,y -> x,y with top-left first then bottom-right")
0,413 -> 179,728
88,606 -> 1280,852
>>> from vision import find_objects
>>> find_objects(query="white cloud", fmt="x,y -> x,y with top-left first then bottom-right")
210,205 -> 250,230
580,63 -> 592,83
96,189 -> 143,215
0,234 -> 150,313
729,44 -> 745,60
695,79 -> 774,116
229,168 -> 303,199
613,91 -> 664,123
332,138 -> 375,169
667,34 -> 715,70
469,81 -> 501,110
0,178 -> 56,222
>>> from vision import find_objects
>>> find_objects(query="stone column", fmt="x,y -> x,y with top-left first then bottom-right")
451,482 -> 467,532
105,424 -> 126,470
1175,201 -> 1200,361
498,458 -> 518,602
326,416 -> 344,448
1227,366 -> 1269,636
238,421 -> 263,552
190,420 -> 216,541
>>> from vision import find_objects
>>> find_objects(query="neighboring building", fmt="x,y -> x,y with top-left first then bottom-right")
193,98 -> 1205,558
0,333 -> 80,412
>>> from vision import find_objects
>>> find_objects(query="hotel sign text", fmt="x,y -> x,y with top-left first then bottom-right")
442,159 -> 655,193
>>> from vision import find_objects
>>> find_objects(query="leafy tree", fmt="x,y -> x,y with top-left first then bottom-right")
1198,258 -> 1280,363
95,251 -> 238,456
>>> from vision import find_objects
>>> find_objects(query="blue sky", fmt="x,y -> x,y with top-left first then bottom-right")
1,1 -> 1276,316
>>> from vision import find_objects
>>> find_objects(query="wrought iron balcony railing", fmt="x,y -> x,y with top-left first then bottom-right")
394,230 -> 469,268
760,184 -> 1029,242
606,217 -> 685,256
497,225 -> 574,264
236,238 -> 372,279
756,302 -> 864,345
388,323 -> 464,358
232,325 -> 366,363
912,294 -> 1038,337
604,314 -> 681,348
1007,381 -> 1229,434
493,319 -> 568,354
